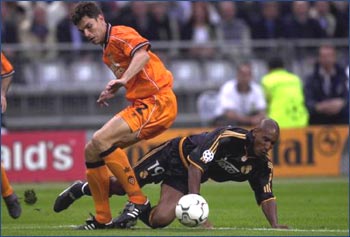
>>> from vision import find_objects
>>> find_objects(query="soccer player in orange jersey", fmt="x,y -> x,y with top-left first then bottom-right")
1,52 -> 22,219
65,2 -> 177,229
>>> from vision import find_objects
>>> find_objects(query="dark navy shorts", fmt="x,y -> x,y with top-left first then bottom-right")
133,137 -> 189,194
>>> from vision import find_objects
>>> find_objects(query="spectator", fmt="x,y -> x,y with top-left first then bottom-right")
1,2 -> 20,43
56,3 -> 83,44
332,1 -> 349,38
1,2 -> 27,84
29,4 -> 49,43
99,2 -> 120,24
214,62 -> 266,127
44,1 -> 67,39
180,2 -> 219,59
55,3 -> 89,60
283,1 -> 326,39
217,2 -> 250,41
310,1 -> 336,37
169,1 -> 192,25
116,2 -> 152,39
147,2 -> 181,60
19,3 -> 52,60
251,2 -> 284,39
235,1 -> 261,27
304,45 -> 349,125
216,1 -> 251,58
147,2 -> 179,41
261,57 -> 309,128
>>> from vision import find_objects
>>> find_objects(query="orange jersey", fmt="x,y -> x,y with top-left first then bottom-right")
1,52 -> 15,79
102,24 -> 173,101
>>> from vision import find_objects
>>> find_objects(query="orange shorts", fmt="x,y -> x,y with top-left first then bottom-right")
118,88 -> 177,140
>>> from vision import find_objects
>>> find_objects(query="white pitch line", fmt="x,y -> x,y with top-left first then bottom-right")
211,227 -> 349,233
1,225 -> 348,233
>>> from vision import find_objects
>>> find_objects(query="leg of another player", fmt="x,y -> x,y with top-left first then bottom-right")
147,184 -> 184,228
1,164 -> 22,219
78,176 -> 126,197
53,176 -> 126,213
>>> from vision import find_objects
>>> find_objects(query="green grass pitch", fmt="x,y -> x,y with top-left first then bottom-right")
1,177 -> 348,236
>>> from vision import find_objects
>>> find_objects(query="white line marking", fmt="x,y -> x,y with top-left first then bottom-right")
212,227 -> 349,233
1,225 -> 348,233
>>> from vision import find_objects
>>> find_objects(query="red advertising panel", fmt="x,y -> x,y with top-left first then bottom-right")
1,131 -> 86,182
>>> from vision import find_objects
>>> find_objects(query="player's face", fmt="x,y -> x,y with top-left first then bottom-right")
77,15 -> 106,45
253,128 -> 278,156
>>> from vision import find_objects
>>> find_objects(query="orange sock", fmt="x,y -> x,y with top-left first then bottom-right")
104,148 -> 147,204
86,162 -> 111,224
1,164 -> 13,198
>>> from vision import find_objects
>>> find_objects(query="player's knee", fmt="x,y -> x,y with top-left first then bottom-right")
90,132 -> 105,151
84,139 -> 103,163
84,142 -> 95,162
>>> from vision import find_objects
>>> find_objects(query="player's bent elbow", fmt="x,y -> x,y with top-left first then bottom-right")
149,213 -> 174,229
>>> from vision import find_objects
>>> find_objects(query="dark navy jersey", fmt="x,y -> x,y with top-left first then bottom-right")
134,126 -> 275,205
182,126 -> 274,204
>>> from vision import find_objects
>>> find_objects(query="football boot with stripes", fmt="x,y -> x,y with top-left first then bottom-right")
76,213 -> 113,230
113,199 -> 151,228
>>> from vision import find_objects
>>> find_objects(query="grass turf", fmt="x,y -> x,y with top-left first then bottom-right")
1,177 -> 348,236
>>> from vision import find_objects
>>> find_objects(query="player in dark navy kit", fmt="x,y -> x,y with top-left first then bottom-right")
54,119 -> 288,229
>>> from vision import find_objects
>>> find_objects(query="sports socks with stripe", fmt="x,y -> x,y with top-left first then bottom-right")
103,148 -> 147,205
86,161 -> 112,224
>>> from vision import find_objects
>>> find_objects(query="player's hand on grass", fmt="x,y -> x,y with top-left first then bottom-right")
201,219 -> 214,229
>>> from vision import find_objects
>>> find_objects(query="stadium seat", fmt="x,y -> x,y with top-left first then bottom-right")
203,60 -> 234,87
100,62 -> 116,81
291,57 -> 316,80
22,63 -> 36,85
36,61 -> 67,88
69,61 -> 103,87
197,90 -> 219,126
169,60 -> 202,90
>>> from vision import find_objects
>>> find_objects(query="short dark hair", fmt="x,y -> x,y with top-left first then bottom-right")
71,2 -> 102,25
268,57 -> 284,70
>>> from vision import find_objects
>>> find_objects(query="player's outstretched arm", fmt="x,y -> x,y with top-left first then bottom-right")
261,198 -> 288,229
188,164 -> 202,194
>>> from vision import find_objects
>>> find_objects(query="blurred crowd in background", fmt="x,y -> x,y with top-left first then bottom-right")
1,1 -> 349,129
2,1 -> 348,45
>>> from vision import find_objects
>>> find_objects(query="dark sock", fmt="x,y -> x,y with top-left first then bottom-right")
139,206 -> 154,227
81,177 -> 125,197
